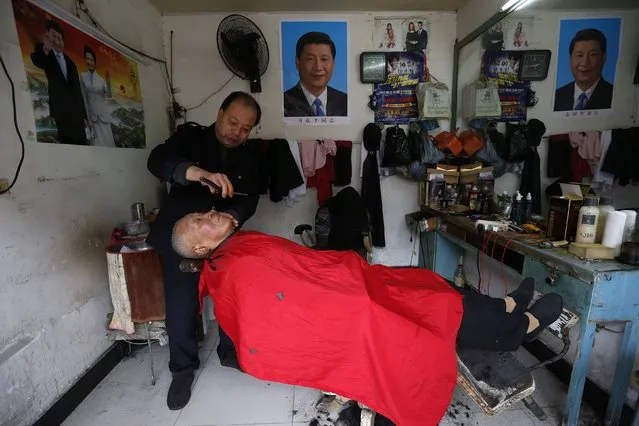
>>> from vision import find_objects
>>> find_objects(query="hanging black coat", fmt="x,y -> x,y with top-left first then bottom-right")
519,119 -> 545,215
362,151 -> 385,247
519,146 -> 541,214
257,139 -> 305,202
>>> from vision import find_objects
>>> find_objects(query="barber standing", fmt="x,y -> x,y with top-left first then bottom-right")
146,91 -> 261,410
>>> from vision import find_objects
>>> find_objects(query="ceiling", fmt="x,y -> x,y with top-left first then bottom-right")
521,0 -> 639,10
149,0 -> 470,14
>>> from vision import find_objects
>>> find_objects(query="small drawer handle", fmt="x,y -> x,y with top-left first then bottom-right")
546,269 -> 559,285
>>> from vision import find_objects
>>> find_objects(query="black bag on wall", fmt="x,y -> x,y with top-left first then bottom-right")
381,126 -> 411,167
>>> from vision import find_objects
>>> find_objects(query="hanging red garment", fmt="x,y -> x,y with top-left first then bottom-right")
569,146 -> 592,182
199,231 -> 463,426
307,154 -> 335,206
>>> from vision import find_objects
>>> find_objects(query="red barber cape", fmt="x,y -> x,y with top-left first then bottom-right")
199,231 -> 463,425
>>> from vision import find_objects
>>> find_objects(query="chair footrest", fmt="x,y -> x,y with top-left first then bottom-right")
457,348 -> 535,415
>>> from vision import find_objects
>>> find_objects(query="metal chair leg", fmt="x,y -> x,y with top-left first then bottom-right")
145,322 -> 156,386
359,403 -> 376,426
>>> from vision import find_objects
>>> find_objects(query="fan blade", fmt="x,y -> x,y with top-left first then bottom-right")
220,32 -> 234,49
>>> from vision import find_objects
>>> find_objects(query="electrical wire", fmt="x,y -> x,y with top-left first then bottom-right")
488,233 -> 499,296
75,0 -> 174,101
77,1 -> 166,63
77,0 -> 244,122
501,238 -> 513,295
478,232 -> 491,294
184,76 -> 235,111
0,53 -> 26,195
409,227 -> 417,267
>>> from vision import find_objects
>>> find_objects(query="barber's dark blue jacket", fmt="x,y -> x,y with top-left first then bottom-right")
146,121 -> 260,256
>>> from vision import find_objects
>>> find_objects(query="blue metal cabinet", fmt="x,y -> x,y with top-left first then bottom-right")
419,209 -> 639,426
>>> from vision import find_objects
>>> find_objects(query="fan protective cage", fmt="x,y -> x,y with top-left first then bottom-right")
217,14 -> 269,80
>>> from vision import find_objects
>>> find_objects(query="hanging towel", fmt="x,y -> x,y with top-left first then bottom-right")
592,130 -> 615,187
300,139 -> 337,177
569,131 -> 602,173
283,139 -> 307,206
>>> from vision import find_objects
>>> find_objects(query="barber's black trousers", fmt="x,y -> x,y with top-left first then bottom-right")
159,253 -> 236,373
159,253 -> 201,373
453,286 -> 529,352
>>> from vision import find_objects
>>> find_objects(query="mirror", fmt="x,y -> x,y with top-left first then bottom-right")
451,0 -> 639,213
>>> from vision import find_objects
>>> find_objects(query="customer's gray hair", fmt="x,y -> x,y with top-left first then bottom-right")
171,219 -> 204,259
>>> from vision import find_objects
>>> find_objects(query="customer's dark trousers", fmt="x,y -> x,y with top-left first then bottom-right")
453,286 -> 529,352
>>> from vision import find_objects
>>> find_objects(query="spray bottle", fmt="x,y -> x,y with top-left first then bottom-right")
524,193 -> 532,223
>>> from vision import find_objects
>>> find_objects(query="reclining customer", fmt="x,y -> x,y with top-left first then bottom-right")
171,210 -> 563,426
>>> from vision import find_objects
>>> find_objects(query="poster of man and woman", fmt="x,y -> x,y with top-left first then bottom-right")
11,0 -> 146,148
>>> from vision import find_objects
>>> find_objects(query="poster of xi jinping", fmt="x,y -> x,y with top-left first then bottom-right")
11,0 -> 146,148
281,20 -> 349,126
553,17 -> 621,119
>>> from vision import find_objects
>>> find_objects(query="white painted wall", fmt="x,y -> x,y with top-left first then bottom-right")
163,11 -> 457,266
0,0 -> 169,424
456,0 -> 505,39
455,3 -> 639,406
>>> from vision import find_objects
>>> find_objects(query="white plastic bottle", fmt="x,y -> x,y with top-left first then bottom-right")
575,197 -> 600,244
596,197 -> 615,243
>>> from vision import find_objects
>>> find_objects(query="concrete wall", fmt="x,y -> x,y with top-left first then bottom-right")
163,11 -> 458,266
0,0 -> 169,424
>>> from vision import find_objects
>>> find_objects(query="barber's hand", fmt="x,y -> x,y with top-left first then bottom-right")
186,166 -> 234,198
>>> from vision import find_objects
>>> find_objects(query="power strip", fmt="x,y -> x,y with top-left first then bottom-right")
475,220 -> 509,233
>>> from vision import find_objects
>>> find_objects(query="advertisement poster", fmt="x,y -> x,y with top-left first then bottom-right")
281,20 -> 349,126
503,17 -> 534,50
553,17 -> 621,118
373,18 -> 429,53
11,0 -> 145,148
481,50 -> 530,122
374,51 -> 426,125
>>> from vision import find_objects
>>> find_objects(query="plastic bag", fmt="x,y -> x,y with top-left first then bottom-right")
417,82 -> 451,119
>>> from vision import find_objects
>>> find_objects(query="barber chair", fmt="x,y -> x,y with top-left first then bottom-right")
456,289 -> 577,421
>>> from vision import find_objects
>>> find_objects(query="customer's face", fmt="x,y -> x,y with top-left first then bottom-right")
215,101 -> 257,148
296,43 -> 334,93
178,211 -> 236,257
570,40 -> 605,89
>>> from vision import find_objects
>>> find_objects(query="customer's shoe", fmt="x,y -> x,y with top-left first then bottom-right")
167,368 -> 195,410
508,277 -> 535,316
524,293 -> 563,342
219,350 -> 243,372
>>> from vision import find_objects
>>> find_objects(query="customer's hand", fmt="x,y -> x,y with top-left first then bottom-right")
185,166 -> 234,198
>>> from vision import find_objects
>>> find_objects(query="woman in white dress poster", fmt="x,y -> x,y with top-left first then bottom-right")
80,46 -> 115,147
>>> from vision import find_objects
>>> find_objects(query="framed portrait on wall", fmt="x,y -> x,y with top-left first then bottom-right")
281,20 -> 349,126
552,17 -> 622,118
11,0 -> 147,148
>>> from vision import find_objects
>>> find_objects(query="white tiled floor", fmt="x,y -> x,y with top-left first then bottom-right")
62,323 -> 603,426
